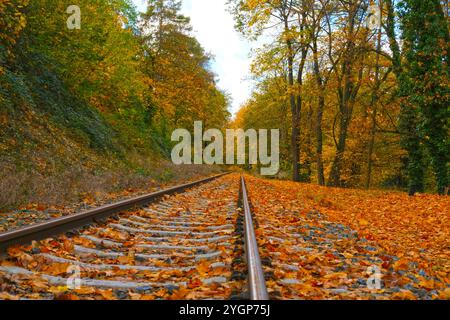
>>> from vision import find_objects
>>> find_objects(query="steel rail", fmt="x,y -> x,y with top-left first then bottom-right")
240,176 -> 269,300
0,173 -> 229,253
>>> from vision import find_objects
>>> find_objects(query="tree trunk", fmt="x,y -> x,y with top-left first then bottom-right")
304,104 -> 314,182
385,0 -> 425,195
287,46 -> 300,182
328,5 -> 362,187
316,95 -> 326,186
283,10 -> 301,182
329,109 -> 352,187
365,14 -> 383,190
312,38 -> 326,186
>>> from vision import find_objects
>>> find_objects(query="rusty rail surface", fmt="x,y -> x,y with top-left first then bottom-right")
0,173 -> 229,253
240,176 -> 269,300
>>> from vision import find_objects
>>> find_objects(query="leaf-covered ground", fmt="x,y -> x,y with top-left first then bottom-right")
1,174 -> 448,300
0,169 -> 223,233
0,175 -> 246,300
245,175 -> 449,300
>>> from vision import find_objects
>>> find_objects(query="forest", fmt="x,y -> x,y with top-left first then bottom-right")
0,0 -> 448,303
0,0 -> 229,208
231,0 -> 449,195
0,0 -> 448,212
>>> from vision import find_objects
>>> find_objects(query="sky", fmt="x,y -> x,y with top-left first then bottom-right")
132,0 -> 253,116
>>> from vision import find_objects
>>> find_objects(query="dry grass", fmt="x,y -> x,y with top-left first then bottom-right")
0,161 -> 222,211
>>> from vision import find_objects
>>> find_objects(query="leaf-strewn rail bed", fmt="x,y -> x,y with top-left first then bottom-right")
0,174 -> 448,300
0,174 -> 254,300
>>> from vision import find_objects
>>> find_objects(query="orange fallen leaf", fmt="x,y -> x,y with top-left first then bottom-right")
55,293 -> 81,300
187,278 -> 203,289
196,261 -> 211,277
392,290 -> 417,300
97,289 -> 116,300
44,263 -> 71,276
393,259 -> 410,271
170,287 -> 190,300
117,256 -> 132,265
418,279 -> 435,290
438,288 -> 450,300
74,287 -> 96,295
358,219 -> 369,226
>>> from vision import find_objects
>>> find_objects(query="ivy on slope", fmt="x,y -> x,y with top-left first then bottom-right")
0,51 -> 115,153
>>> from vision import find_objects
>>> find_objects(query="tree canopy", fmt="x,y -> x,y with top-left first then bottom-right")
231,0 -> 449,194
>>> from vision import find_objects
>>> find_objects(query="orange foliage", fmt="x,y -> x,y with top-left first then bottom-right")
246,175 -> 449,284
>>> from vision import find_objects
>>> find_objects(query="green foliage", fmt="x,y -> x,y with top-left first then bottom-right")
0,0 -> 230,196
399,0 -> 449,194
20,0 -> 147,113
0,0 -> 29,68
1,52 -> 114,151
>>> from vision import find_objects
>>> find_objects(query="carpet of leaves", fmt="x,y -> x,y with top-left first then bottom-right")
0,175 -> 246,300
245,175 -> 449,300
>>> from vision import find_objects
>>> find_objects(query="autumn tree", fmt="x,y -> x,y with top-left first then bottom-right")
230,0 -> 314,181
17,0 -> 146,112
1,0 -> 229,162
327,0 -> 371,187
0,0 -> 29,74
141,0 -> 229,132
363,0 -> 396,189
235,0 -> 409,191
398,0 -> 449,194
235,76 -> 292,170
308,0 -> 340,185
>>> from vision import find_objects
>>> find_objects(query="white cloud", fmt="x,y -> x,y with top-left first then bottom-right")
132,0 -> 253,115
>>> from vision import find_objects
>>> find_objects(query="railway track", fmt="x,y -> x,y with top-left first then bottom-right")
0,174 -> 270,300
243,176 -> 448,300
1,174 -> 446,301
